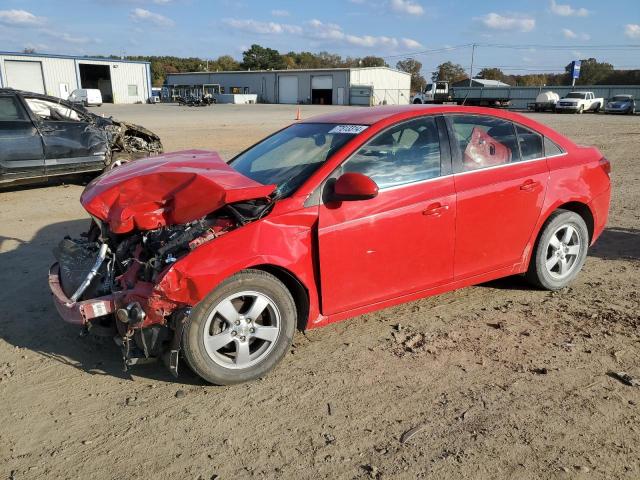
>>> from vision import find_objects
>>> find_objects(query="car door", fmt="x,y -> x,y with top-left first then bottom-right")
23,96 -> 109,176
446,114 -> 549,279
317,116 -> 456,315
0,93 -> 45,183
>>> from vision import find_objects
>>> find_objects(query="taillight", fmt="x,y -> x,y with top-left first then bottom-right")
599,157 -> 611,176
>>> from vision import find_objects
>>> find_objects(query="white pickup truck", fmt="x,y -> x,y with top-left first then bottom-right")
555,91 -> 603,113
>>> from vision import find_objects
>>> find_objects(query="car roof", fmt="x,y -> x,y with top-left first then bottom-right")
299,104 -> 572,148
300,104 -> 529,126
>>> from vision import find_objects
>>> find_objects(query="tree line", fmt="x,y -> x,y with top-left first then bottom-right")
71,44 -> 638,90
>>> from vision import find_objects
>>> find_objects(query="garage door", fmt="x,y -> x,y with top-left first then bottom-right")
278,76 -> 298,104
311,75 -> 333,90
4,60 -> 45,94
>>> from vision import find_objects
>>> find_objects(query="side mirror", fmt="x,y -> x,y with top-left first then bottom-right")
332,172 -> 378,201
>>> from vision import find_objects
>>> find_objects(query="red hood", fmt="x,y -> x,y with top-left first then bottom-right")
81,150 -> 275,233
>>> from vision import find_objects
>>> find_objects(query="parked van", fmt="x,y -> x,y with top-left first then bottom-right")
68,88 -> 103,107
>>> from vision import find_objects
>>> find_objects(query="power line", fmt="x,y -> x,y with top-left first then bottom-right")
383,43 -> 640,61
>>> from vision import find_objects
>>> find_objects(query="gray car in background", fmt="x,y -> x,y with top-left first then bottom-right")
0,89 -> 162,187
604,94 -> 636,114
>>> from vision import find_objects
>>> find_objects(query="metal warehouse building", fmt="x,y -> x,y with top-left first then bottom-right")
0,51 -> 152,104
165,67 -> 411,106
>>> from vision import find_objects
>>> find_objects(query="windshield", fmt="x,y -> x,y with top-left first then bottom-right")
230,123 -> 364,198
566,93 -> 587,99
612,95 -> 631,102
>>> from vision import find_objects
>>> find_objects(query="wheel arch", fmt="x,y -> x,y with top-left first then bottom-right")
523,200 -> 595,270
251,264 -> 310,331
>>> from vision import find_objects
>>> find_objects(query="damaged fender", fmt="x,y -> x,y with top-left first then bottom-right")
154,205 -> 322,328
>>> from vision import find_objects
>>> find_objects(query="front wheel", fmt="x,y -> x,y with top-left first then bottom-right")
183,270 -> 296,385
526,210 -> 589,290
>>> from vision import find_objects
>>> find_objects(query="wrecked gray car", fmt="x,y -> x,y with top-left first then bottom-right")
0,88 -> 162,186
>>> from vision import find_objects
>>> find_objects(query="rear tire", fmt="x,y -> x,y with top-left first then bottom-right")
182,269 -> 296,385
525,210 -> 589,290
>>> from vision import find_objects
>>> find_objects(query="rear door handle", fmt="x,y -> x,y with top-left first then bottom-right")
519,180 -> 540,191
422,203 -> 449,216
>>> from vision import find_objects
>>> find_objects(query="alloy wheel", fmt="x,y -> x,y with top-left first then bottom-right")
545,225 -> 581,279
202,291 -> 281,369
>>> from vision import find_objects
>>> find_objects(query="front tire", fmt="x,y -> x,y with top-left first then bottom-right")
183,269 -> 296,385
526,210 -> 589,290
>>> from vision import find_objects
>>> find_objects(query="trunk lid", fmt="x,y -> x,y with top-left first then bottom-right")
81,150 -> 275,233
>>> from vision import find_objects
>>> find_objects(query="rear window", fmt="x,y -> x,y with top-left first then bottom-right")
449,115 -> 520,172
0,96 -> 27,121
544,137 -> 564,157
515,125 -> 543,161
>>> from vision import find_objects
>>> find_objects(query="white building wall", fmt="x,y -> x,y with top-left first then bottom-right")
77,59 -> 150,104
0,53 -> 151,104
349,67 -> 411,105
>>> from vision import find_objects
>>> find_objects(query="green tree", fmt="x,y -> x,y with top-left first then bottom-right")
359,56 -> 387,67
241,44 -> 286,70
564,58 -> 614,85
396,58 -> 427,93
476,67 -> 510,84
213,55 -> 240,71
432,61 -> 467,83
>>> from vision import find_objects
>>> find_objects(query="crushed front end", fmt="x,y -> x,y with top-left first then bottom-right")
47,150 -> 276,375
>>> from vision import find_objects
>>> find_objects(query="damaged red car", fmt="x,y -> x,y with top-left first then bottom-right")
48,106 -> 611,384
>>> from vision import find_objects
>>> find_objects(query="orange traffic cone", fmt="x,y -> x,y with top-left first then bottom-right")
295,107 -> 301,120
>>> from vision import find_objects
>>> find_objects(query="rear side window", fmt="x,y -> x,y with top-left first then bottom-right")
515,125 -> 543,161
0,96 -> 27,121
449,115 -> 520,172
342,117 -> 441,189
544,137 -> 564,157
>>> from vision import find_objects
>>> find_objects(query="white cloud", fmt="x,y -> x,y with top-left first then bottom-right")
349,0 -> 366,3
476,13 -> 535,32
41,29 -> 97,45
271,9 -> 290,17
223,18 -> 302,35
624,24 -> 640,39
224,17 -> 421,51
550,0 -> 589,17
562,28 -> 590,40
389,0 -> 424,15
401,38 -> 423,49
0,9 -> 45,26
129,8 -> 174,27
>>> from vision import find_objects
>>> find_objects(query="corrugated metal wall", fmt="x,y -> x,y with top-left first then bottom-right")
0,53 -> 151,104
166,67 -> 410,105
451,85 -> 640,109
349,67 -> 411,105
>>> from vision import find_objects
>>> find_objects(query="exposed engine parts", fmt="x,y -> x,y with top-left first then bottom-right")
53,200 -> 271,373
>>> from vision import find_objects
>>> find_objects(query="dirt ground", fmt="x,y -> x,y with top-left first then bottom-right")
0,104 -> 638,480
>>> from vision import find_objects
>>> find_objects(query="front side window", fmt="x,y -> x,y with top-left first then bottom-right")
230,123 -> 361,198
449,115 -> 520,172
342,117 -> 441,189
25,98 -> 81,122
515,125 -> 543,161
0,96 -> 27,121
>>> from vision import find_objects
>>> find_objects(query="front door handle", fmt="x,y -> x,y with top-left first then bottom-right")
422,203 -> 449,216
520,180 -> 540,191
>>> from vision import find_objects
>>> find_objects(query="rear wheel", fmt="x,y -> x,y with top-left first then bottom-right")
183,270 -> 296,385
526,210 -> 589,290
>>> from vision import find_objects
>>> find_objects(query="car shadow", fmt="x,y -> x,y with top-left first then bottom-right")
589,226 -> 640,261
0,219 -> 205,386
477,227 -> 638,291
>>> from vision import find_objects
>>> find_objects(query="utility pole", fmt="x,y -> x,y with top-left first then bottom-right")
469,43 -> 476,87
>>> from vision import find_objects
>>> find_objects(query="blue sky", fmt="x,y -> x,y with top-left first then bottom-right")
0,0 -> 638,76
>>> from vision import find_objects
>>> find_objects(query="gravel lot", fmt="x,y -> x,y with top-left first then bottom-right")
0,104 -> 638,480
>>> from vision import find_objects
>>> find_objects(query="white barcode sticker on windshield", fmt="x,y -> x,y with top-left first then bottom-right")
328,125 -> 368,135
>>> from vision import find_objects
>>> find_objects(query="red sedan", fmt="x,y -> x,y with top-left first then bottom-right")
49,105 -> 611,384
